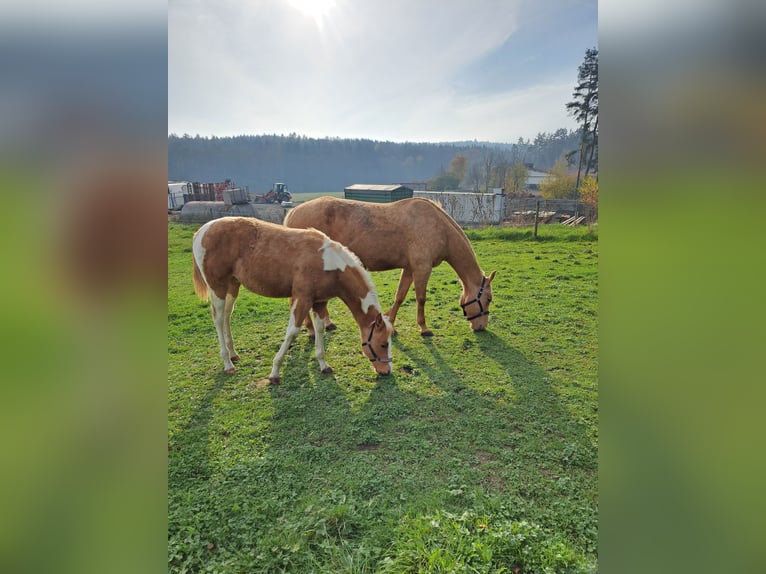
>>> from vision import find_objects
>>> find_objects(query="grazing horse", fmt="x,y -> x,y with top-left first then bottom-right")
284,197 -> 496,336
192,216 -> 393,383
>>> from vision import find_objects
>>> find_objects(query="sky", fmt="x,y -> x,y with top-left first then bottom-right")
168,0 -> 597,144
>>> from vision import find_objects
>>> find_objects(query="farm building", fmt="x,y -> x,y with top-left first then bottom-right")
344,184 -> 413,203
524,166 -> 551,194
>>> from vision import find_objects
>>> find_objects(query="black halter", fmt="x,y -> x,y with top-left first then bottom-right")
460,277 -> 490,321
361,320 -> 392,364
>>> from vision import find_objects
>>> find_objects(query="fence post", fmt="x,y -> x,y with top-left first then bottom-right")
533,200 -> 540,239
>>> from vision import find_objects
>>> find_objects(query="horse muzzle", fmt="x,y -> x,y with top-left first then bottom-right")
372,358 -> 392,376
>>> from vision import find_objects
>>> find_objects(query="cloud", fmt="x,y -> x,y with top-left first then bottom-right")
169,0 -> 591,141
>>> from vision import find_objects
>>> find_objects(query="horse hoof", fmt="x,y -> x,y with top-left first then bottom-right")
321,366 -> 334,374
224,367 -> 237,374
420,330 -> 434,337
269,376 -> 281,385
325,323 -> 338,331
231,355 -> 240,362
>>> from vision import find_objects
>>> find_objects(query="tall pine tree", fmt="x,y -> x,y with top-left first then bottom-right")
566,48 -> 599,200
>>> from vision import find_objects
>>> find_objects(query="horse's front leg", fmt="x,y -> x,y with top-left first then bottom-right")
310,303 -> 333,375
269,299 -> 310,384
387,268 -> 413,334
412,267 -> 434,337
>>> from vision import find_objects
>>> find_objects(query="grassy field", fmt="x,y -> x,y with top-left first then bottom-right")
168,221 -> 598,573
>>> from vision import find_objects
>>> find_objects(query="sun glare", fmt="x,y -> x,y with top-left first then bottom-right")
287,0 -> 337,28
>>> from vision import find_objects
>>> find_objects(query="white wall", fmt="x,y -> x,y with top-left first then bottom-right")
414,191 -> 504,225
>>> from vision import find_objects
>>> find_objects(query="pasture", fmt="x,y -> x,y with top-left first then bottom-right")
168,221 -> 598,573
290,191 -> 344,204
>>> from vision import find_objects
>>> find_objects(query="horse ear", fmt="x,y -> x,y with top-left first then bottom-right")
375,313 -> 385,327
487,270 -> 497,282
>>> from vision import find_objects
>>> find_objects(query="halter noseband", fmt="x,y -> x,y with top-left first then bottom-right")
361,320 -> 392,364
460,276 -> 490,321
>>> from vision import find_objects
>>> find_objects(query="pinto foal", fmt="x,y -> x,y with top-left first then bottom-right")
192,217 -> 393,383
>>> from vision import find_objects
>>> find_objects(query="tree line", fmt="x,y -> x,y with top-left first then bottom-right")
168,130 -> 580,195
169,48 -> 597,201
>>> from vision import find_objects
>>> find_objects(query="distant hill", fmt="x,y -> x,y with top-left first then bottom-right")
168,131 -> 580,193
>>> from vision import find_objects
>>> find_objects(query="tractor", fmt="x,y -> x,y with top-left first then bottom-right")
253,182 -> 292,205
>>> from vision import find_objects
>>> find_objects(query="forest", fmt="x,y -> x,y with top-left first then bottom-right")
167,129 -> 581,194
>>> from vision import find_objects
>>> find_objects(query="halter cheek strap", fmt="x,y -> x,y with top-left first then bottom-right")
460,277 -> 490,321
361,320 -> 392,364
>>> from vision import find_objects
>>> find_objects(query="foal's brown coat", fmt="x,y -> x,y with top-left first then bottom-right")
284,197 -> 496,335
192,216 -> 392,382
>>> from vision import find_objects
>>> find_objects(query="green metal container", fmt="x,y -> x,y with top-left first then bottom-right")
343,184 -> 413,203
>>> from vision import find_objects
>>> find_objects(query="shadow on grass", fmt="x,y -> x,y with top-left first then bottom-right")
168,371 -> 229,487
167,330 -> 316,488
168,329 -> 598,571
381,332 -> 597,494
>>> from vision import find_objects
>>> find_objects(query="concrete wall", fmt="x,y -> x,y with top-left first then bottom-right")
179,201 -> 287,224
414,191 -> 505,225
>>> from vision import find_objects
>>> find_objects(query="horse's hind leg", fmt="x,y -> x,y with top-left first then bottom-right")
309,301 -> 336,333
303,300 -> 335,338
310,303 -> 333,375
223,285 -> 240,363
269,298 -> 311,384
210,291 -> 237,373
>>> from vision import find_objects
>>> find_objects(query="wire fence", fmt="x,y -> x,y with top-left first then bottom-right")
504,197 -> 597,226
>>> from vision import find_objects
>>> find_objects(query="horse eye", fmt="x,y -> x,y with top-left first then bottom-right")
381,343 -> 389,349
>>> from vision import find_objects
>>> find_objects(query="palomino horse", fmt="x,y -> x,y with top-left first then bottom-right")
284,197 -> 496,336
192,216 -> 393,383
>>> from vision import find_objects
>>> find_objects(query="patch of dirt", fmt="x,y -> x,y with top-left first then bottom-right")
475,449 -> 498,465
247,378 -> 273,391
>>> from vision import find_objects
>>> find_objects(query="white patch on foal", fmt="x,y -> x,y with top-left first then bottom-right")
319,235 -> 380,314
320,236 -> 362,272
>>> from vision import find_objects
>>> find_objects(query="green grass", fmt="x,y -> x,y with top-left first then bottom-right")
168,222 -> 598,573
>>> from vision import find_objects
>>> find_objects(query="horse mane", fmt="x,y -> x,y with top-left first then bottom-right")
413,198 -> 476,259
313,228 -> 365,268
428,198 -> 472,242
312,228 -> 378,302
416,198 -> 483,292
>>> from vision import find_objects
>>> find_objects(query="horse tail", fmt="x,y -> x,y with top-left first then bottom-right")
192,254 -> 209,301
